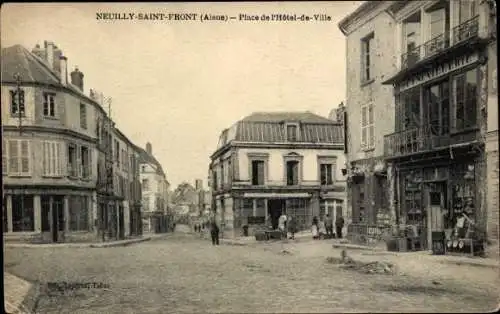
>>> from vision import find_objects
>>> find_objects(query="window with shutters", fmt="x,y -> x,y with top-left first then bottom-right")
80,103 -> 87,129
361,103 -> 375,150
42,141 -> 63,177
68,143 -> 78,177
43,93 -> 56,117
8,140 -> 31,176
10,89 -> 25,116
81,146 -> 91,179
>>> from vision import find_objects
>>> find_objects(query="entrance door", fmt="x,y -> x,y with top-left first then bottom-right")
268,200 -> 284,230
426,182 -> 447,250
51,196 -> 64,242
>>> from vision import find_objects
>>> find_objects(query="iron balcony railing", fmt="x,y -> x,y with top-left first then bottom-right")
400,16 -> 480,70
384,125 -> 432,157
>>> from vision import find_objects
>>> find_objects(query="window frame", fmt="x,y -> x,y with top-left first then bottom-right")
285,123 -> 300,142
360,103 -> 375,150
360,32 -> 375,84
43,92 -> 57,118
10,89 -> 26,117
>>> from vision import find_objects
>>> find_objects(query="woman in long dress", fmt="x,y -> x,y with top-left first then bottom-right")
311,216 -> 319,240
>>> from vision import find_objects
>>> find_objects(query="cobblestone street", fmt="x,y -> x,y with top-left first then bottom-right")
4,230 -> 499,313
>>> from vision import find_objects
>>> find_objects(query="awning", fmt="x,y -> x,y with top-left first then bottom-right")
243,192 -> 311,199
320,192 -> 345,200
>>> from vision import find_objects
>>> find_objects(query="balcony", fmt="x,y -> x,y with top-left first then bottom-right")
400,16 -> 479,71
384,125 -> 480,159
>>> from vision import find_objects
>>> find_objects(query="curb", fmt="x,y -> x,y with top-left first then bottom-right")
89,237 -> 151,248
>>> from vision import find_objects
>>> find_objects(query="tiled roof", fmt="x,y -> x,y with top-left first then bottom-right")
1,45 -> 61,85
135,145 -> 166,178
216,111 -> 344,147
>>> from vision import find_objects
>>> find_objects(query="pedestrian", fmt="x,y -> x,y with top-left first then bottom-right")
288,216 -> 297,240
312,216 -> 319,240
335,215 -> 345,239
325,214 -> 334,238
278,212 -> 287,239
210,219 -> 220,246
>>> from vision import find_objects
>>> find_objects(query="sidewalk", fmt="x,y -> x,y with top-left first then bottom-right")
4,272 -> 36,314
331,240 -> 499,269
4,233 -> 172,249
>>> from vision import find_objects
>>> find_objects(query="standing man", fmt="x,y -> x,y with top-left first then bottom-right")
325,214 -> 334,238
210,218 -> 220,245
335,215 -> 345,239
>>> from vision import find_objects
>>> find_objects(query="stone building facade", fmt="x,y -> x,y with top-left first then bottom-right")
209,112 -> 347,238
2,41 -> 143,243
340,0 -> 498,252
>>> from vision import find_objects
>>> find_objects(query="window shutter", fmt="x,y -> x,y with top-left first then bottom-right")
9,141 -> 19,174
20,140 -> 29,174
77,146 -> 82,177
42,142 -> 48,175
2,139 -> 7,175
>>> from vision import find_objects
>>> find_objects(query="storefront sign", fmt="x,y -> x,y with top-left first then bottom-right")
400,53 -> 480,92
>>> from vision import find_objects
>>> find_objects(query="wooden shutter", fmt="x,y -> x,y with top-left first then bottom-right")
20,140 -> 29,174
77,145 -> 82,178
2,139 -> 7,175
9,140 -> 19,174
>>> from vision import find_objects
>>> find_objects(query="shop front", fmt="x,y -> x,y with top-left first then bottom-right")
396,156 -> 485,255
233,192 -> 312,237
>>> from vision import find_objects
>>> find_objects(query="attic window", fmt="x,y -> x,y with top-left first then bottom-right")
286,124 -> 299,141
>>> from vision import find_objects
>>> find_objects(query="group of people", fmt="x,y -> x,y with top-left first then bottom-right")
311,214 -> 344,240
275,212 -> 345,240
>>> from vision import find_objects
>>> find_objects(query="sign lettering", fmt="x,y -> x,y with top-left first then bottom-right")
399,53 -> 479,91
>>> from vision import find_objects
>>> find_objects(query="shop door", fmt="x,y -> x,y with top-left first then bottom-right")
426,182 -> 446,250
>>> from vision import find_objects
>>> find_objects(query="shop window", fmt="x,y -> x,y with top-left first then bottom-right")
12,195 -> 34,232
69,196 -> 89,231
286,199 -> 307,231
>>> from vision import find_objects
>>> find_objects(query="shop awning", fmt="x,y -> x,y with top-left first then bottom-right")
320,192 -> 345,200
243,192 -> 311,199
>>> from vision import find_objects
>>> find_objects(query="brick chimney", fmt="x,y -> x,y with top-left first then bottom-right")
59,56 -> 68,86
45,41 -> 55,70
70,66 -> 84,91
146,142 -> 152,155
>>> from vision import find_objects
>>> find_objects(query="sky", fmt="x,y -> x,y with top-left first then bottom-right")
1,2 -> 361,189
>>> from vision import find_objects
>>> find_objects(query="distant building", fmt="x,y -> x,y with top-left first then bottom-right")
136,142 -> 170,232
209,111 -> 347,238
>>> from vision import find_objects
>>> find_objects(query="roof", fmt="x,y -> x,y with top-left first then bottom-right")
214,111 -> 344,152
1,44 -> 61,85
242,111 -> 336,124
136,145 -> 166,178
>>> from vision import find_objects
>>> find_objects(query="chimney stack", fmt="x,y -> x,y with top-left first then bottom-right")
146,142 -> 152,155
70,66 -> 84,91
59,56 -> 68,86
45,41 -> 55,70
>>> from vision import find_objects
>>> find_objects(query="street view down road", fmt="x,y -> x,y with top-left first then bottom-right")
4,225 -> 499,313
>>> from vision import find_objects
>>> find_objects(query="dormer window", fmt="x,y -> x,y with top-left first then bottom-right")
286,123 -> 299,141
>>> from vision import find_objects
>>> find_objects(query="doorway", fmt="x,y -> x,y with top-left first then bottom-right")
426,182 -> 447,250
268,199 -> 284,230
